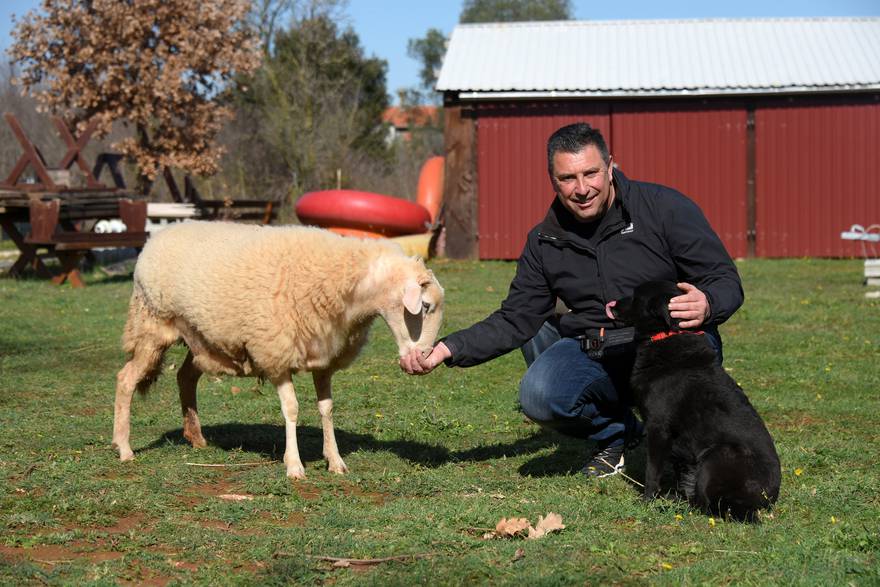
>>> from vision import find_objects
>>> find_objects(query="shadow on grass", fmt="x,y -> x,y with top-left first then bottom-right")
142,423 -> 453,468
140,423 -> 596,475
141,423 -> 662,488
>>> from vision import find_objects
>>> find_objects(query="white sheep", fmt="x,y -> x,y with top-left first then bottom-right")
111,221 -> 444,479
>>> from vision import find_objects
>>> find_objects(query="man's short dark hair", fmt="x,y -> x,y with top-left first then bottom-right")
547,123 -> 610,178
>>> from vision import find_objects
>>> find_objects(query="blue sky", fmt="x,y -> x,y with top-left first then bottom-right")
3,0 -> 879,103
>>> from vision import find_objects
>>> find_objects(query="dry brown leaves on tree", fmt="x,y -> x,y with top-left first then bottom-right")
10,0 -> 262,184
483,512 -> 566,540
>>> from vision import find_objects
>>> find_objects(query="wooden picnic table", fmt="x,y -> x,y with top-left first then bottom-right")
0,189 -> 148,287
0,111 -> 285,286
0,112 -> 149,287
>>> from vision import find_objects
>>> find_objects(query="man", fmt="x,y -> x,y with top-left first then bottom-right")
400,122 -> 743,478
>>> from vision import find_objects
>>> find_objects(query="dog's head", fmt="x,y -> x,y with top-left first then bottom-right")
607,281 -> 682,336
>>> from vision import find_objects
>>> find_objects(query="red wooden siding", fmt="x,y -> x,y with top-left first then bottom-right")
470,94 -> 880,259
755,95 -> 880,257
475,102 -> 610,259
611,101 -> 748,259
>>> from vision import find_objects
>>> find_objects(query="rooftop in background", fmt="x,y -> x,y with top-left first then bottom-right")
437,17 -> 880,98
382,105 -> 440,143
382,105 -> 440,128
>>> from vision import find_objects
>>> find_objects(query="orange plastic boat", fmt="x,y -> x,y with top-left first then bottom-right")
296,189 -> 431,237
416,156 -> 444,223
327,226 -> 384,239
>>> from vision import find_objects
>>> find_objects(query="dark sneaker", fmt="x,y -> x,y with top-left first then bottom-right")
582,442 -> 625,478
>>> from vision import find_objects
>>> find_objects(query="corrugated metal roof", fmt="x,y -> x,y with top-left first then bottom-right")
436,18 -> 880,98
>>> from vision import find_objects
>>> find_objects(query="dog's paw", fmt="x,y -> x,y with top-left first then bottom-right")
641,491 -> 658,502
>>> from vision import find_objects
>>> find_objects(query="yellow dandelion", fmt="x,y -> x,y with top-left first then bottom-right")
374,412 -> 384,418
674,514 -> 683,521
794,468 -> 803,476
661,562 -> 673,570
830,516 -> 837,524
708,517 -> 716,527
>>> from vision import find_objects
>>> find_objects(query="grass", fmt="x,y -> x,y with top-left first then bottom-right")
1,258 -> 878,585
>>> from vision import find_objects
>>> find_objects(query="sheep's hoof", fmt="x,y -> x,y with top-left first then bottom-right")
327,460 -> 348,475
286,464 -> 307,480
185,432 -> 207,449
117,448 -> 134,462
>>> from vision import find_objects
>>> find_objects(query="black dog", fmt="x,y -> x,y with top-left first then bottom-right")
610,281 -> 780,521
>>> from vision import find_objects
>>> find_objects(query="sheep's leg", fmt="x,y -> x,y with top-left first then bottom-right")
177,351 -> 207,449
112,339 -> 169,462
313,370 -> 348,474
275,375 -> 306,479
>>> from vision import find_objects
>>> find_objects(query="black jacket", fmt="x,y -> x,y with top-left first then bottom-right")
442,170 -> 743,367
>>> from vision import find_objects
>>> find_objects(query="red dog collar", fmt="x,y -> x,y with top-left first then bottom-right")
650,330 -> 705,342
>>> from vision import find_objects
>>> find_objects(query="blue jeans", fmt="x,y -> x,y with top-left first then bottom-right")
518,320 -> 722,448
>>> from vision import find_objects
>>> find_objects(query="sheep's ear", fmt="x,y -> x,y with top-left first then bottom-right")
403,281 -> 422,314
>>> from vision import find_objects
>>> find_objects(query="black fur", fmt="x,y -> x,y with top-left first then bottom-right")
612,281 -> 781,521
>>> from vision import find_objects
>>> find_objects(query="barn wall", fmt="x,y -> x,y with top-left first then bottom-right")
475,102 -> 610,259
755,94 -> 880,257
466,94 -> 880,259
611,100 -> 749,259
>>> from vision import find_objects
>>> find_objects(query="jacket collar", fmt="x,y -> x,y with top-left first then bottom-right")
538,168 -> 633,247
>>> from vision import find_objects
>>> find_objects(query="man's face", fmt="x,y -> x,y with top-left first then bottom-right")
551,146 -> 615,223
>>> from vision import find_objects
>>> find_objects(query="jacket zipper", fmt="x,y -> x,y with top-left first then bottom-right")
538,219 -> 626,309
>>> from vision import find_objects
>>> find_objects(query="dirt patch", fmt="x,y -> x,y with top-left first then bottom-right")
180,479 -> 237,507
0,543 -> 124,567
169,559 -> 200,572
772,412 -> 823,432
295,482 -> 321,501
337,481 -> 390,505
93,513 -> 146,534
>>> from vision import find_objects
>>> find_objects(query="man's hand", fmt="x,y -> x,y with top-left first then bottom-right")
668,282 -> 711,329
399,342 -> 451,375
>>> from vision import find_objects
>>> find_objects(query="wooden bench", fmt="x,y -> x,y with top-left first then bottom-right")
165,170 -> 281,225
25,198 -> 148,287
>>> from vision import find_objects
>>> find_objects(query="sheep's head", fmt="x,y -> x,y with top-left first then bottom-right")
381,258 -> 445,358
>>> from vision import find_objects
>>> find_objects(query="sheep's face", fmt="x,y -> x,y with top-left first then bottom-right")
383,264 -> 445,357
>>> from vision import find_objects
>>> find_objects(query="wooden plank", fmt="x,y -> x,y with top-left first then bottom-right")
55,232 -> 148,250
1,113 -> 58,190
26,199 -> 61,243
53,116 -> 104,188
864,260 -> 880,278
442,101 -> 478,259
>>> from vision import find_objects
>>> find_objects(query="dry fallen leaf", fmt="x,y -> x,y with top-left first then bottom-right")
230,386 -> 242,395
512,548 -> 525,562
527,512 -> 566,539
484,513 -> 566,540
495,517 -> 531,537
218,493 -> 253,501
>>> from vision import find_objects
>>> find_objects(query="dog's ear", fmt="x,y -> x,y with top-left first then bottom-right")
650,292 -> 680,332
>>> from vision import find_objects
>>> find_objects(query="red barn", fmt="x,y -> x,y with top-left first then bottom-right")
436,18 -> 880,259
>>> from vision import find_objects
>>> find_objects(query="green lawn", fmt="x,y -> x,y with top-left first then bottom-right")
1,258 -> 878,585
